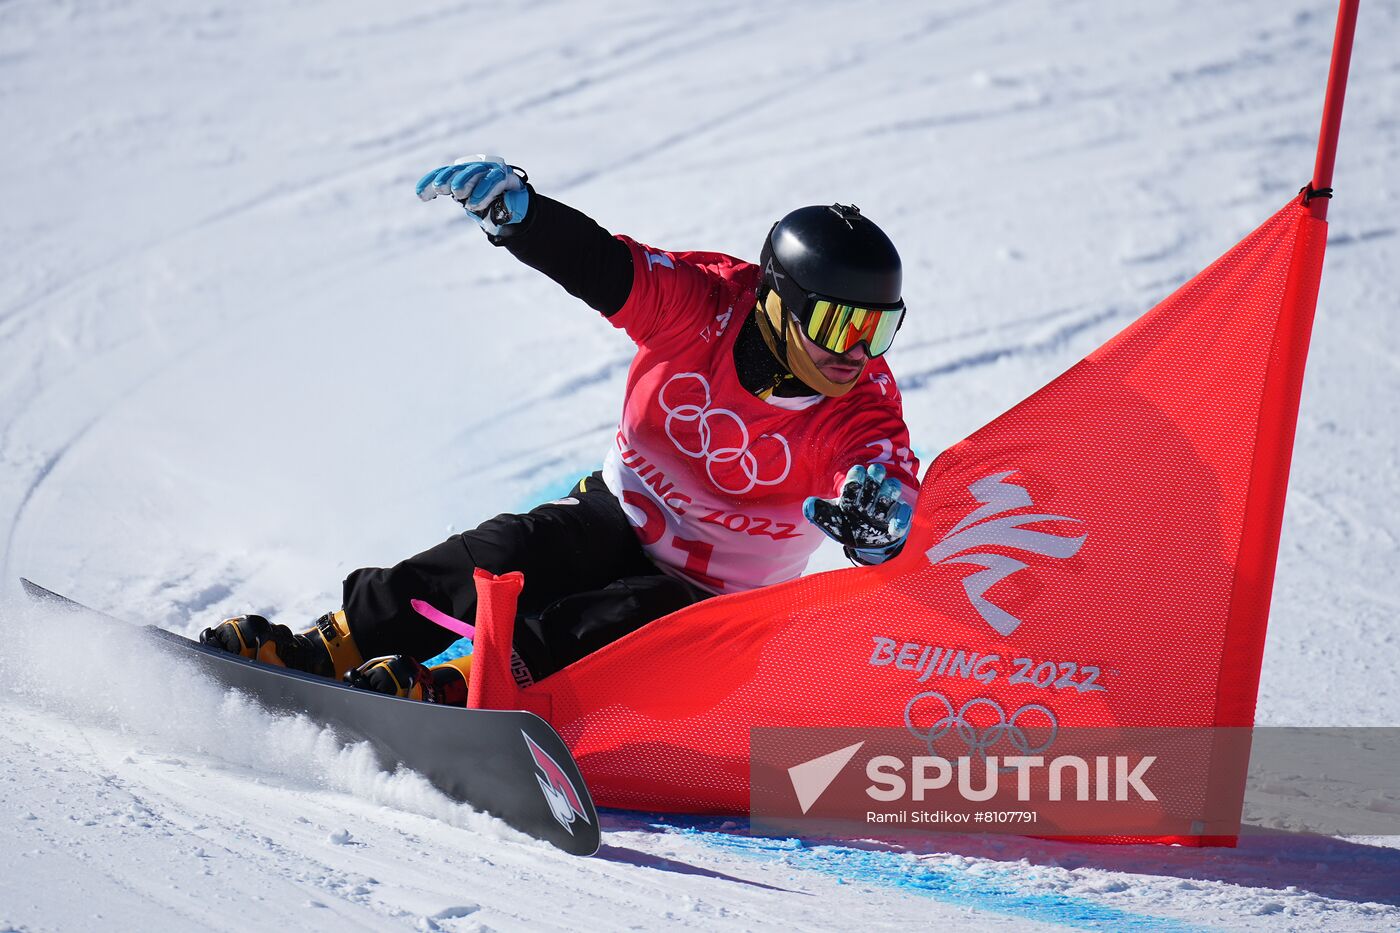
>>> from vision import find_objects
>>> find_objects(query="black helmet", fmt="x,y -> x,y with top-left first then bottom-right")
759,203 -> 902,306
753,204 -> 904,398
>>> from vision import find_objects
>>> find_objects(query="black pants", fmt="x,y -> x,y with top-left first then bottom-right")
341,473 -> 709,680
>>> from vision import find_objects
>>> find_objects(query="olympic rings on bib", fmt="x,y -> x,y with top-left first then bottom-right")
658,372 -> 792,496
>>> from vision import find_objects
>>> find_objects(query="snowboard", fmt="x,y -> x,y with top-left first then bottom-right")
19,578 -> 600,856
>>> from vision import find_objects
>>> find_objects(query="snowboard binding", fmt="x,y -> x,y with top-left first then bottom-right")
199,610 -> 362,680
344,654 -> 472,706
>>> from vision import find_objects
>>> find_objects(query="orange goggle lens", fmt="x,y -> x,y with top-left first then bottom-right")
804,300 -> 904,357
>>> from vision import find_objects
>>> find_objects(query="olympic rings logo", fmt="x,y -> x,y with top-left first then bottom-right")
904,690 -> 1058,761
658,372 -> 792,495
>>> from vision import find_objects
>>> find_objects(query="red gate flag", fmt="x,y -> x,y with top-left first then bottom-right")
467,192 -> 1328,845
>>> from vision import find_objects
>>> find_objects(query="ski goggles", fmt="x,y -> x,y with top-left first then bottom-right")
761,282 -> 905,358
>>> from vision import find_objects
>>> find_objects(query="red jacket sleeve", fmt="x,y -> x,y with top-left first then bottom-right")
825,373 -> 921,503
607,236 -> 725,349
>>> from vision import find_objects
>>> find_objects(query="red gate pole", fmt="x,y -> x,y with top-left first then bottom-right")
1308,0 -> 1362,220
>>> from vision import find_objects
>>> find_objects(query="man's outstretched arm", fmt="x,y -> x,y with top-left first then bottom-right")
417,156 -> 634,317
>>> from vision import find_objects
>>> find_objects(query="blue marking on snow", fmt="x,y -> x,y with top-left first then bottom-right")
424,637 -> 471,665
678,827 -> 1204,932
511,472 -> 591,514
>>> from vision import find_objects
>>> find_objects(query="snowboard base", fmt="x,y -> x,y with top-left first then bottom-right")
19,578 -> 600,856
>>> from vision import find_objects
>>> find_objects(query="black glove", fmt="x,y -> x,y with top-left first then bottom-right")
803,463 -> 914,564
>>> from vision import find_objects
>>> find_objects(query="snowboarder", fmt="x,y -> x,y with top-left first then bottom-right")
200,156 -> 921,704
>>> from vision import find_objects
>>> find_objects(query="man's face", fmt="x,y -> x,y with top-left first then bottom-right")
798,329 -> 869,384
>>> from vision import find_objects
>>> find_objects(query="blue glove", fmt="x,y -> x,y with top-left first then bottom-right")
803,463 -> 914,564
416,155 -> 530,235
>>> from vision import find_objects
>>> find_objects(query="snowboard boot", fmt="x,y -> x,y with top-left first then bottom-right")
345,654 -> 472,706
199,610 -> 363,680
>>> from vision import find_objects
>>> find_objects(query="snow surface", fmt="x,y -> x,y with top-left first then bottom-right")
2,0 -> 1398,929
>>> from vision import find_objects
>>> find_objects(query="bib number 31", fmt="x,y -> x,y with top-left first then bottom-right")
622,491 -> 724,591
